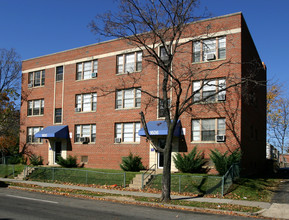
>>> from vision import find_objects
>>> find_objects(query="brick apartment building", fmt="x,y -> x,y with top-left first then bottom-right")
20,12 -> 267,174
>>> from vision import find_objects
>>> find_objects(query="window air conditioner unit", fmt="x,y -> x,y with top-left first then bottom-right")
216,135 -> 226,142
115,138 -> 121,143
206,53 -> 216,60
91,72 -> 97,78
75,108 -> 81,112
218,94 -> 226,101
80,137 -> 90,143
28,83 -> 33,88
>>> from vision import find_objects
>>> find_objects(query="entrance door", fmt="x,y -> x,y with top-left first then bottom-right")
54,141 -> 62,164
158,138 -> 166,168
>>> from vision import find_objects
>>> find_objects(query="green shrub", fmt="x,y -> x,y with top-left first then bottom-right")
210,148 -> 241,175
120,152 -> 144,172
7,155 -> 22,164
173,146 -> 208,173
57,155 -> 78,168
29,154 -> 43,166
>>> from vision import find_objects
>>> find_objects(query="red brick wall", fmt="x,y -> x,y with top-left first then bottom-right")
20,13 -> 266,173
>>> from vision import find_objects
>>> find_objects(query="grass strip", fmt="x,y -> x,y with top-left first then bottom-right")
8,182 -> 261,213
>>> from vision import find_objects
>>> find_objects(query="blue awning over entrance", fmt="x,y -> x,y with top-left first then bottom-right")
138,120 -> 182,137
35,125 -> 69,139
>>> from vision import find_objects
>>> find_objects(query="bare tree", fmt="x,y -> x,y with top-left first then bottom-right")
90,0 -> 262,201
0,48 -> 21,158
267,84 -> 289,161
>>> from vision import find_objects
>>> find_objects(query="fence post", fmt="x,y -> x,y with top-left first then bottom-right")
141,173 -> 144,189
24,166 -> 27,179
221,175 -> 225,197
123,172 -> 126,188
179,176 -> 181,193
86,170 -> 88,184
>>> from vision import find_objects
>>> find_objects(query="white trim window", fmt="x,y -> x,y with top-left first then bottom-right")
192,118 -> 225,142
75,93 -> 97,112
115,122 -> 140,143
28,70 -> 45,87
192,79 -> 226,103
56,66 -> 63,81
28,99 -> 44,116
116,88 -> 141,109
193,37 -> 226,62
76,60 -> 98,80
75,124 -> 96,143
27,127 -> 43,143
117,51 -> 142,74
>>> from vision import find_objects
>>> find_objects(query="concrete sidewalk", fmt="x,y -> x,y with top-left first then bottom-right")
0,178 -> 287,219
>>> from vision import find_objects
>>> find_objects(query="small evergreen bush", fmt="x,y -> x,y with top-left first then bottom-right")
120,152 -> 144,172
209,148 -> 241,175
29,154 -> 43,166
173,146 -> 208,173
57,155 -> 78,168
7,154 -> 22,164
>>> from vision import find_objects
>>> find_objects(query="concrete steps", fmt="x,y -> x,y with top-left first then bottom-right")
15,167 -> 35,180
129,174 -> 154,189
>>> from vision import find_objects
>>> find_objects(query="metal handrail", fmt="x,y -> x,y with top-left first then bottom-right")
141,164 -> 156,189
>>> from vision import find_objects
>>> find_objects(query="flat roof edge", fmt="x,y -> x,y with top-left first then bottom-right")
23,12 -> 242,62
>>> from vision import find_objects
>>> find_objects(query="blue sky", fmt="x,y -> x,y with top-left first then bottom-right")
1,0 -> 289,91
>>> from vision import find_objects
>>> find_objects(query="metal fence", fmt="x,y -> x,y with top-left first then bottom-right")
25,167 -> 129,187
0,164 -> 240,196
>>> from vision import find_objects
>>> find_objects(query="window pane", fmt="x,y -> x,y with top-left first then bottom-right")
193,81 -> 201,102
92,93 -> 97,111
83,62 -> 91,79
218,79 -> 226,100
117,56 -> 123,74
135,123 -> 140,142
123,123 -> 133,142
193,41 -> 201,62
125,53 -> 135,73
91,125 -> 96,142
201,119 -> 215,141
28,101 -> 32,116
218,37 -> 226,59
203,81 -> 216,102
33,100 -> 40,115
203,39 -> 216,61
76,95 -> 81,109
124,89 -> 134,108
93,60 -> 98,73
75,125 -> 81,142
41,70 -> 45,85
136,52 -> 142,71
83,94 -> 91,111
77,63 -> 82,80
41,100 -> 44,115
34,71 -> 40,86
56,66 -> 63,81
82,125 -> 90,137
192,120 -> 201,141
115,123 -> 122,139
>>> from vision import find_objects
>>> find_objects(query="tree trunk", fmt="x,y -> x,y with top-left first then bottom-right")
160,134 -> 173,202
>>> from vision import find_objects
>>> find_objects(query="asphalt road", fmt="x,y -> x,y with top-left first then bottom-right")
0,187 -> 250,220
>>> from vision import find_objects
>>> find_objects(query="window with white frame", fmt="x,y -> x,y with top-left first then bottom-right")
76,60 -> 98,80
56,66 -> 63,81
117,51 -> 142,74
192,79 -> 226,103
116,88 -> 141,109
158,98 -> 171,118
27,99 -> 44,116
75,93 -> 97,112
192,118 -> 225,142
160,46 -> 169,61
28,70 -> 45,87
193,37 -> 226,62
115,122 -> 140,143
27,127 -> 43,143
75,124 -> 96,143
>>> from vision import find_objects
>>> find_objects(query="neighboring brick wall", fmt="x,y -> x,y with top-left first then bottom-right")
20,12 -> 266,174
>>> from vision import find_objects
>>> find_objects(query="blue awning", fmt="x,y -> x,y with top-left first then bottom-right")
35,125 -> 69,139
138,120 -> 182,137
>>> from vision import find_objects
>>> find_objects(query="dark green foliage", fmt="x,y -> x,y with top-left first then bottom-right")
210,148 -> 241,175
120,152 -> 144,172
57,155 -> 78,168
29,154 -> 43,166
173,146 -> 208,173
7,154 -> 22,164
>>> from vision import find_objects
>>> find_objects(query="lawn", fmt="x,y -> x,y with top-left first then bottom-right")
0,164 -> 25,178
224,177 -> 283,202
27,167 -> 139,187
